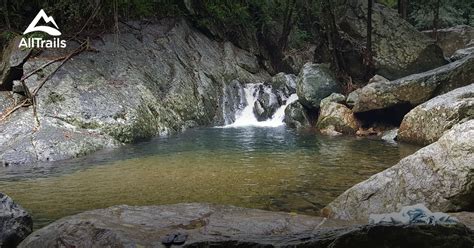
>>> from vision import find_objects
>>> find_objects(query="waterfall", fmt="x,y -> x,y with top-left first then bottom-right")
223,83 -> 298,128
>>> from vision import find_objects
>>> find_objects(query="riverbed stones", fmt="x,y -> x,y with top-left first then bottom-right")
0,193 -> 33,248
324,120 -> 474,220
0,18 -> 269,165
398,84 -> 474,145
296,63 -> 341,109
18,203 -> 474,248
347,54 -> 474,113
317,95 -> 360,135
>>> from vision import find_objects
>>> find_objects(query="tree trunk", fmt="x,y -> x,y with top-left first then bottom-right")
433,0 -> 440,42
367,0 -> 373,58
278,0 -> 296,52
319,0 -> 346,73
3,0 -> 10,29
398,0 -> 408,20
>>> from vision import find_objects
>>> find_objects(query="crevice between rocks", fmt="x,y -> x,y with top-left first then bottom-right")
354,102 -> 414,128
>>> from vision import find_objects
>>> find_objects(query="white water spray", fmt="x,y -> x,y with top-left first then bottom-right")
224,84 -> 298,128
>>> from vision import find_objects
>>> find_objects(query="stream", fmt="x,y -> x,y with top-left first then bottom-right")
0,84 -> 420,229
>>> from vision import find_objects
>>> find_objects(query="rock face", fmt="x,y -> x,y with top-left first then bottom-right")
0,193 -> 33,248
0,18 -> 269,165
296,63 -> 341,109
324,120 -> 474,220
335,1 -> 446,80
423,25 -> 474,57
398,84 -> 474,145
18,203 -> 474,248
347,54 -> 474,113
317,94 -> 360,135
0,37 -> 32,90
220,80 -> 246,125
283,101 -> 310,129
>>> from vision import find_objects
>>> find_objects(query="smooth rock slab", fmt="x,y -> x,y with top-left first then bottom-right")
324,120 -> 474,220
398,84 -> 474,145
347,54 -> 474,113
0,193 -> 33,248
18,203 -> 474,248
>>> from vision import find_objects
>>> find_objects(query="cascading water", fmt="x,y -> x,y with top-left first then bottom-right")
223,83 -> 298,128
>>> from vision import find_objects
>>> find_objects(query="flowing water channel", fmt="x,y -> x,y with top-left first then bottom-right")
0,84 -> 420,229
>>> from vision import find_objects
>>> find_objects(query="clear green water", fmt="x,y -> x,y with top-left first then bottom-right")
0,127 -> 419,229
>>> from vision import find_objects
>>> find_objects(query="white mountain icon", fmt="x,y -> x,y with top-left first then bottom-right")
23,9 -> 61,36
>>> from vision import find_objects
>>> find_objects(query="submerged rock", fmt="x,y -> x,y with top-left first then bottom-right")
324,120 -> 474,220
0,18 -> 269,165
423,25 -> 474,57
398,84 -> 474,145
296,63 -> 341,109
381,128 -> 398,142
334,1 -> 446,80
283,101 -> 310,129
18,203 -> 474,248
0,193 -> 33,248
347,54 -> 474,113
317,94 -> 360,135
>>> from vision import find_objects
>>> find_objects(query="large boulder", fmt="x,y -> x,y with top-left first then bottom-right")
270,72 -> 297,97
0,18 -> 269,165
18,203 -> 474,248
283,101 -> 310,129
296,63 -> 341,109
316,94 -> 360,135
334,0 -> 446,80
324,120 -> 474,220
347,54 -> 474,113
253,84 -> 281,121
0,193 -> 33,247
398,84 -> 474,145
423,25 -> 474,57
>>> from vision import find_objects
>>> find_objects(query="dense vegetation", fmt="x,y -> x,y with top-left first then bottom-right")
0,0 -> 472,78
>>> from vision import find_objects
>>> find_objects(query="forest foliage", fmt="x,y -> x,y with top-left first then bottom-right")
1,0 -> 472,46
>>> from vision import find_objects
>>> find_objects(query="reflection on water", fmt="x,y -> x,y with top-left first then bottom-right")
0,127 -> 420,229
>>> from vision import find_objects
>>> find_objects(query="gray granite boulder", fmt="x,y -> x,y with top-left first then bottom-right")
0,193 -> 33,248
324,120 -> 474,220
347,54 -> 474,113
398,84 -> 474,145
296,63 -> 341,109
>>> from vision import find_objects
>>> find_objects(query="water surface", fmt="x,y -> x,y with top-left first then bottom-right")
0,127 -> 419,229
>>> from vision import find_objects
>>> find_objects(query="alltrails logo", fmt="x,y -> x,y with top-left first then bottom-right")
19,9 -> 66,48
